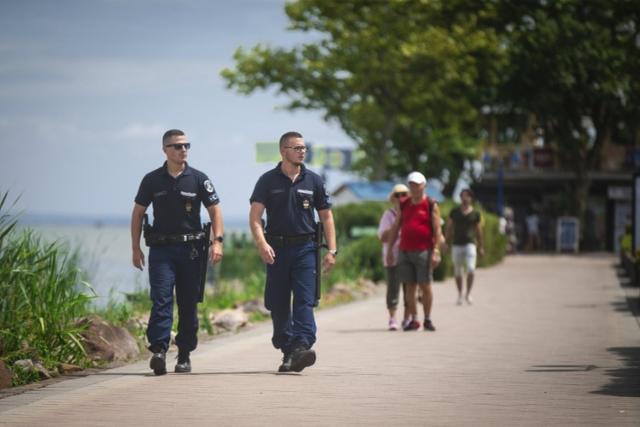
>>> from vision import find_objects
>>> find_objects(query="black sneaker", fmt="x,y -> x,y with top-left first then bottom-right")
174,351 -> 191,373
278,352 -> 293,372
289,346 -> 316,372
150,351 -> 167,375
424,319 -> 436,331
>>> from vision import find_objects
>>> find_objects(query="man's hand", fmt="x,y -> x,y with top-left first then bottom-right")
210,241 -> 223,265
322,252 -> 336,274
431,249 -> 441,269
132,247 -> 145,271
258,242 -> 276,264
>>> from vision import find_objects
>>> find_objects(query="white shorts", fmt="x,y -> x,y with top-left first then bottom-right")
451,244 -> 477,276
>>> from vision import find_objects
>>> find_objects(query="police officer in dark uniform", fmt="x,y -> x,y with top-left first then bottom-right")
249,131 -> 337,373
131,129 -> 224,375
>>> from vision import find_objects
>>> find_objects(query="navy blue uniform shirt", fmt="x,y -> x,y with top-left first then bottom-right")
250,163 -> 331,236
135,162 -> 219,235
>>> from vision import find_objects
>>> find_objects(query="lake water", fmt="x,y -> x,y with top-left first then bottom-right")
29,221 -> 249,308
28,225 -> 150,307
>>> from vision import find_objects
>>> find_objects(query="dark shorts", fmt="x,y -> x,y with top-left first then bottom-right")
398,250 -> 433,284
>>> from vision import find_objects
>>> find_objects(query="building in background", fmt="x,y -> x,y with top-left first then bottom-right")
472,141 -> 633,253
331,181 -> 444,207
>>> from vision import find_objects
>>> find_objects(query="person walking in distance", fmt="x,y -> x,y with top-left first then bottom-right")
445,188 -> 484,305
249,131 -> 337,372
387,172 -> 443,332
378,183 -> 410,331
131,129 -> 224,375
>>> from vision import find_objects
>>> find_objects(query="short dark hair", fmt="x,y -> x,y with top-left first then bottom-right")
162,129 -> 185,145
279,131 -> 303,148
460,188 -> 474,199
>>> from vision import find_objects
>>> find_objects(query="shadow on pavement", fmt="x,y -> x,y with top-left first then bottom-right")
526,365 -> 598,372
93,370 -> 279,377
333,328 -> 389,334
612,264 -> 640,319
591,347 -> 640,398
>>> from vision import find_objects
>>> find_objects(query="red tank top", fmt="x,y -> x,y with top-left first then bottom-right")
399,196 -> 434,251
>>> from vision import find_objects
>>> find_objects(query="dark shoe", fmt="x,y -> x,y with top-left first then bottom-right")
289,347 -> 316,372
278,352 -> 293,372
424,319 -> 436,331
150,351 -> 167,375
403,320 -> 421,331
174,351 -> 191,373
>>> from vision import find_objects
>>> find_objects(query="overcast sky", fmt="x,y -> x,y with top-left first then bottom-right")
0,0 -> 355,223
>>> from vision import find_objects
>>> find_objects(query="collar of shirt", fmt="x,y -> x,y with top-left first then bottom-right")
162,161 -> 192,178
275,162 -> 307,181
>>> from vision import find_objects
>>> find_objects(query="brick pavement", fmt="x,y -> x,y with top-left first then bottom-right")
0,254 -> 638,426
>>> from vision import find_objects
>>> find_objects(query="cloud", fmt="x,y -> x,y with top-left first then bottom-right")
118,122 -> 167,140
0,58 -> 228,98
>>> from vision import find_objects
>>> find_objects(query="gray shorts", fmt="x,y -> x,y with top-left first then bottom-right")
398,250 -> 433,284
385,265 -> 406,310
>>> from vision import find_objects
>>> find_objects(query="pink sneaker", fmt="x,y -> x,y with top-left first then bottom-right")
388,318 -> 399,331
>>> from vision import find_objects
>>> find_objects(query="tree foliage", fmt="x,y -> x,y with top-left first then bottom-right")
221,0 -> 505,182
222,0 -> 640,220
492,0 -> 640,215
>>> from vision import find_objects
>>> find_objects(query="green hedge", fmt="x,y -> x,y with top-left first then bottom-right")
331,200 -> 507,283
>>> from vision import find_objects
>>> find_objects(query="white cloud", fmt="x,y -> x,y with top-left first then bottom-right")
118,122 -> 167,140
0,58 -> 227,98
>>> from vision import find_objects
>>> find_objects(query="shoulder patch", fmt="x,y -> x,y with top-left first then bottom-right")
204,180 -> 214,193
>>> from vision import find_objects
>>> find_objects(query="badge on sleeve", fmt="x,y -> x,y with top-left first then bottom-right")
204,180 -> 214,193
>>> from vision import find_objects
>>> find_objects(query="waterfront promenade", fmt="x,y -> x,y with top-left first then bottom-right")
0,254 -> 638,426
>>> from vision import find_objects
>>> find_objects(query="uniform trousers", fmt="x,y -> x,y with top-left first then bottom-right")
265,241 -> 317,354
147,243 -> 201,353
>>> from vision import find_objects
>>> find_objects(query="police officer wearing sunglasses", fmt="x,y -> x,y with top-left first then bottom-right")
131,129 -> 224,375
249,131 -> 337,372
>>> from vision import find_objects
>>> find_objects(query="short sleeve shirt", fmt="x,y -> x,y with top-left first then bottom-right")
134,162 -> 219,235
250,163 -> 331,236
449,207 -> 481,245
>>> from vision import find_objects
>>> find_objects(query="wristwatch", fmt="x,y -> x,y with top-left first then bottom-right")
213,236 -> 224,243
328,249 -> 338,257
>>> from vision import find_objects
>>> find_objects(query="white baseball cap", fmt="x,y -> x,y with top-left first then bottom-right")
407,171 -> 426,185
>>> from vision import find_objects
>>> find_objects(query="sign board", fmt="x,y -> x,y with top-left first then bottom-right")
556,216 -> 579,253
607,186 -> 631,201
255,142 -> 280,163
533,147 -> 554,169
255,142 -> 359,171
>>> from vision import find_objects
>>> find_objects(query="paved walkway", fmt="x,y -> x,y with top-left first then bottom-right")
0,254 -> 638,426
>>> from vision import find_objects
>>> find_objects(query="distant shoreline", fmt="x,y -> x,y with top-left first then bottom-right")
20,213 -> 250,230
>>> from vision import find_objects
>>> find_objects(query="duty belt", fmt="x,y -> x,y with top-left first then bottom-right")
146,231 -> 205,246
266,233 -> 315,247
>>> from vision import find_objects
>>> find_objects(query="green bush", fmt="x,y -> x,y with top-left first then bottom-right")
333,201 -> 387,239
324,235 -> 384,287
0,192 -> 94,370
329,199 -> 507,283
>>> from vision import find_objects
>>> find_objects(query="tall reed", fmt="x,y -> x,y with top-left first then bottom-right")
0,192 -> 94,366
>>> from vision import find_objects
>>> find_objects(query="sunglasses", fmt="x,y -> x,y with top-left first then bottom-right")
165,143 -> 191,151
394,192 -> 408,198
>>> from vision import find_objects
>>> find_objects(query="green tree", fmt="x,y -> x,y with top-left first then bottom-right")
493,0 -> 640,219
221,0 -> 505,185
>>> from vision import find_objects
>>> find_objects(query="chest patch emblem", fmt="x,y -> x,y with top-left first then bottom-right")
185,202 -> 192,213
302,199 -> 310,209
204,180 -> 214,193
